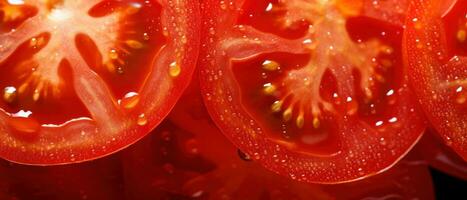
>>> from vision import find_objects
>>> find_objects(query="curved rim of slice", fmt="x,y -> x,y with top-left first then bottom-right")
199,0 -> 426,184
0,0 -> 200,165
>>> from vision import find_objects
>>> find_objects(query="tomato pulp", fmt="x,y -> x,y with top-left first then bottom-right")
199,0 -> 426,183
404,0 -> 467,160
0,0 -> 199,165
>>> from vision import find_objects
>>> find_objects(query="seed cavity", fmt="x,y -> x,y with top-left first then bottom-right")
257,0 -> 394,130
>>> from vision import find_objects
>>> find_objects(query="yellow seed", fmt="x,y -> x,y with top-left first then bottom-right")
169,61 -> 181,77
263,83 -> 276,95
296,114 -> 304,128
125,40 -> 144,49
30,38 -> 38,47
312,117 -> 320,129
282,107 -> 293,122
262,60 -> 280,71
109,49 -> 119,60
3,86 -> 17,103
457,29 -> 466,43
33,89 -> 40,102
271,100 -> 282,112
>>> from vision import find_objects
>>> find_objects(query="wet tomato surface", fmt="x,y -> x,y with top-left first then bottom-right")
0,0 -> 199,165
404,0 -> 467,160
0,0 -> 464,199
198,0 -> 426,183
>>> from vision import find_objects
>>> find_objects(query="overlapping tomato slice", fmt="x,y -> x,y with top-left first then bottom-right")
404,0 -> 467,160
119,81 -> 435,199
0,0 -> 199,165
415,129 -> 467,181
198,0 -> 426,183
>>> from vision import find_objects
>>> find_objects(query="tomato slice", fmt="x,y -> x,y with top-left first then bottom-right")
198,0 -> 426,183
0,156 -> 124,199
0,0 -> 199,165
404,0 -> 467,160
415,129 -> 467,180
119,83 -> 434,199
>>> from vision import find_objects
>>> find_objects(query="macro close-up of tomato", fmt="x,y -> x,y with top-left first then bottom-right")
0,0 -> 199,165
0,0 -> 466,199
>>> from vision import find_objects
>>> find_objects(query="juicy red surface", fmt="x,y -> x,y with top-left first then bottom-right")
0,1 -> 165,125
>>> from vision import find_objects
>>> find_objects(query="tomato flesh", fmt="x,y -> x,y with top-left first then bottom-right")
199,0 -> 425,183
0,0 -> 199,165
404,0 -> 467,160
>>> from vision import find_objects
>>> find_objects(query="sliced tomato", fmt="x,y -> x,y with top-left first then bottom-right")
120,83 -> 434,199
404,0 -> 467,160
0,0 -> 199,165
415,129 -> 467,180
0,155 -> 124,200
198,0 -> 426,183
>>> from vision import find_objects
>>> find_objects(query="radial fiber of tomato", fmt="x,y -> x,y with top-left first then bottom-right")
404,0 -> 467,160
199,0 -> 426,183
0,0 -> 199,165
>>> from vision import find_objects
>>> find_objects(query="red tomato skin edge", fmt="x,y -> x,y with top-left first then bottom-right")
0,0 -> 200,166
198,0 -> 427,184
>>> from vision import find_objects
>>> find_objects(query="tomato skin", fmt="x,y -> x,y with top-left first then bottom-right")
198,0 -> 426,183
118,79 -> 435,200
0,155 -> 124,200
403,0 -> 467,160
415,129 -> 467,181
0,0 -> 200,165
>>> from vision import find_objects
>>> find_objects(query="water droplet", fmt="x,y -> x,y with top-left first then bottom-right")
120,92 -> 140,109
143,32 -> 150,41
3,86 -> 17,103
169,61 -> 181,77
109,49 -> 119,60
265,3 -> 273,12
379,137 -> 387,146
263,83 -> 276,95
262,60 -> 280,71
345,98 -> 358,116
137,113 -> 147,126
271,100 -> 283,112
